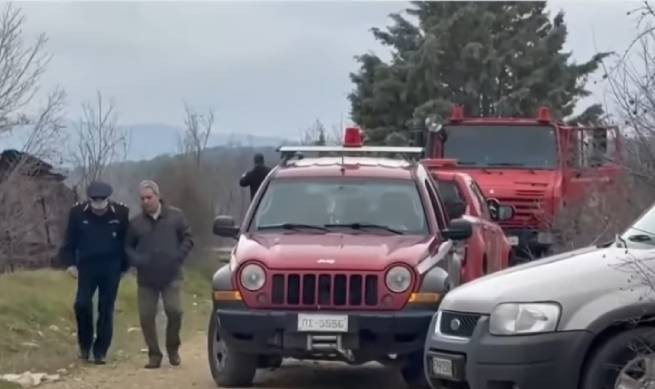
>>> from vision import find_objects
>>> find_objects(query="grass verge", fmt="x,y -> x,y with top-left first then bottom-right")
0,265 -> 215,378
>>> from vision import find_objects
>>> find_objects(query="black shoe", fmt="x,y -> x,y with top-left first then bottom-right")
168,351 -> 181,366
79,350 -> 90,362
145,356 -> 162,369
94,356 -> 106,365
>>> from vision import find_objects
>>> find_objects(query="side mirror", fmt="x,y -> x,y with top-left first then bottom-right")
487,199 -> 515,221
487,199 -> 514,221
445,200 -> 467,220
442,218 -> 473,241
496,204 -> 514,221
213,215 -> 239,239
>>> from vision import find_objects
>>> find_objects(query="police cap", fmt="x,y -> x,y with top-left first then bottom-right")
86,181 -> 113,199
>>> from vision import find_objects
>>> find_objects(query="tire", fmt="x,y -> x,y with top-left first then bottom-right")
581,326 -> 655,389
400,351 -> 430,389
207,311 -> 257,387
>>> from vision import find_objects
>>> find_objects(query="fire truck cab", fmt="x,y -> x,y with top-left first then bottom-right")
422,106 -> 623,260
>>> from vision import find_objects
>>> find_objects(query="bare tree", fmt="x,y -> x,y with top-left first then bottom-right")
300,119 -> 327,145
0,3 -> 68,272
70,91 -> 128,194
180,103 -> 214,167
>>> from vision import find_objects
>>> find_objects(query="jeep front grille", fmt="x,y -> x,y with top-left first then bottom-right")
439,311 -> 481,338
271,273 -> 379,308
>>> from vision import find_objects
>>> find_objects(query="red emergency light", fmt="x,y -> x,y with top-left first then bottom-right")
449,105 -> 464,123
343,127 -> 363,147
537,106 -> 552,123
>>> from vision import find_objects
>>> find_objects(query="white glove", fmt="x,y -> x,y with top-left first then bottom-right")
66,266 -> 78,279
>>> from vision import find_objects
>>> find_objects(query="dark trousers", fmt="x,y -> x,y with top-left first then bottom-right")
138,280 -> 183,359
74,264 -> 122,358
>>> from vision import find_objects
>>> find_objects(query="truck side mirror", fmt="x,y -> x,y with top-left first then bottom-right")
442,218 -> 473,241
496,204 -> 514,221
213,215 -> 239,239
487,199 -> 515,222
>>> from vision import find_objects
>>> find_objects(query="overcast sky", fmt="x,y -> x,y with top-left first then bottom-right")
14,0 -> 642,141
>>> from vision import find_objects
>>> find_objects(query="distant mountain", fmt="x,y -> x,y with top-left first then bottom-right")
0,121 -> 291,164
123,123 -> 290,161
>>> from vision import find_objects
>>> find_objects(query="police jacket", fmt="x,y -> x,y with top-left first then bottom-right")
59,201 -> 130,271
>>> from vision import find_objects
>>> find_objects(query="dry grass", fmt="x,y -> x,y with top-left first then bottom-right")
0,267 -> 214,376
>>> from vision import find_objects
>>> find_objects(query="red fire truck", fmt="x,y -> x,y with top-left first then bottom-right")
421,106 -> 623,260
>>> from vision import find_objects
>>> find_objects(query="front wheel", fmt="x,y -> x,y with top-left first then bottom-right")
581,327 -> 655,389
207,311 -> 257,387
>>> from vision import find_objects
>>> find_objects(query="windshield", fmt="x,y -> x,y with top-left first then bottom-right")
442,125 -> 558,169
252,178 -> 429,235
621,204 -> 655,249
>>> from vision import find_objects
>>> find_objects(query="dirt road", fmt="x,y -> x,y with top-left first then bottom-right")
46,333 -> 409,389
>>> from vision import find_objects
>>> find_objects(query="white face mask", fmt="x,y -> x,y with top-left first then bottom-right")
90,199 -> 109,210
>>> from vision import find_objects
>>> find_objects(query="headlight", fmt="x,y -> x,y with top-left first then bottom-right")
489,303 -> 560,335
386,266 -> 412,293
240,264 -> 266,291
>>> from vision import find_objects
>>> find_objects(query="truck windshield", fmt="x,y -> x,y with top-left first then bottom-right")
252,178 -> 429,235
442,125 -> 557,169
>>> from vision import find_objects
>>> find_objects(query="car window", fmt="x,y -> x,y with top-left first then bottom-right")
424,178 -> 447,230
436,179 -> 464,204
470,181 -> 491,219
251,178 -> 429,234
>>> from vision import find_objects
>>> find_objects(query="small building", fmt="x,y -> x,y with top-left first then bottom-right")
0,149 -> 75,272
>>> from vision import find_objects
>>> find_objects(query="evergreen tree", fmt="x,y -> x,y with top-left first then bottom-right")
349,1 -> 609,144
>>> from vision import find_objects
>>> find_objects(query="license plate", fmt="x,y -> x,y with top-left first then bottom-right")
297,313 -> 348,332
508,236 -> 519,246
431,356 -> 453,378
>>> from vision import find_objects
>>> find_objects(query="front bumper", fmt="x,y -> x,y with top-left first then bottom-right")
504,229 -> 554,255
424,312 -> 593,389
215,305 -> 434,358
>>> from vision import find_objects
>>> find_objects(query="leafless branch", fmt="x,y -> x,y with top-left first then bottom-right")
181,103 -> 214,167
69,91 -> 127,193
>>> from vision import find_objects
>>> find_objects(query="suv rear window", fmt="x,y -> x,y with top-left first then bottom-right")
252,178 -> 428,234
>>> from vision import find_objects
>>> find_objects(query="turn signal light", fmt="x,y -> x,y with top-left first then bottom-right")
213,290 -> 242,301
408,292 -> 441,304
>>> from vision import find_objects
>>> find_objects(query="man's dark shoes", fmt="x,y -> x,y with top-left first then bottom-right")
78,350 -> 90,362
145,356 -> 162,369
168,351 -> 181,366
94,355 -> 106,365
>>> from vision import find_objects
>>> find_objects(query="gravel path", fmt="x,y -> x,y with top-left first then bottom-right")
45,334 -> 409,389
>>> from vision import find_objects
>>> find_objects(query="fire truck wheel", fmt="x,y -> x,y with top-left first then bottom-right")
400,351 -> 430,388
208,313 -> 257,387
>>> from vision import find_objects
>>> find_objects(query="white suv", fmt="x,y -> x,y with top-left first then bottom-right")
424,201 -> 655,389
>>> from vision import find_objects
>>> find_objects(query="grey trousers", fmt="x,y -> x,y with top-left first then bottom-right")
138,280 -> 183,358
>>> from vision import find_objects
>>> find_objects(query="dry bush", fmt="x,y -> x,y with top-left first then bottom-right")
552,173 -> 654,253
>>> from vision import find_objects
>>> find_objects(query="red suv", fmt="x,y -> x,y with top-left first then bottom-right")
427,167 -> 514,282
208,129 -> 473,388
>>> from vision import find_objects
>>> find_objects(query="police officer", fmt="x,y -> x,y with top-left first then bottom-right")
59,181 -> 130,365
239,153 -> 271,200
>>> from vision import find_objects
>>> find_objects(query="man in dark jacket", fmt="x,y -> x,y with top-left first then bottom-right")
59,181 -> 130,365
239,153 -> 271,199
125,180 -> 194,369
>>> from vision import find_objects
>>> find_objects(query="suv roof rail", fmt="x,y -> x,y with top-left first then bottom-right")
276,145 -> 425,165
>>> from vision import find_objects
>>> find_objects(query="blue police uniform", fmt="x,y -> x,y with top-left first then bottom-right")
58,182 -> 129,363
